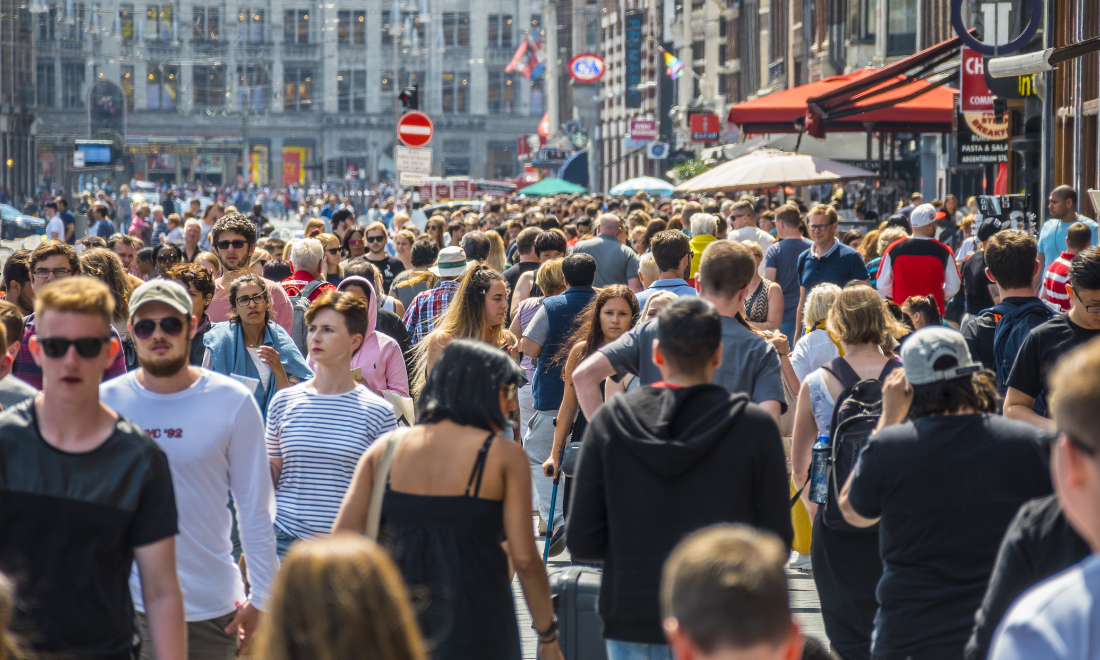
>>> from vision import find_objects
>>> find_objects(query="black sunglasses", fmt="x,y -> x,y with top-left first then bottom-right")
39,336 -> 111,358
1040,430 -> 1097,457
366,235 -> 387,243
132,317 -> 186,340
325,247 -> 342,255
216,239 -> 249,250
157,253 -> 180,263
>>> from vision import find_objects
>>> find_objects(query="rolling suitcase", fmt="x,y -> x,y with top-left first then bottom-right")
549,565 -> 608,660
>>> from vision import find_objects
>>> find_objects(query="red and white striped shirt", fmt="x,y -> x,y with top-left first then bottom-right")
1040,250 -> 1074,311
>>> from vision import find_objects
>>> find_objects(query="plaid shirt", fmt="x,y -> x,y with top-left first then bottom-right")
403,279 -> 460,345
13,313 -> 128,390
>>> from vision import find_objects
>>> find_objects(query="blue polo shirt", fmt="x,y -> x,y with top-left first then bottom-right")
797,239 -> 869,292
635,278 -> 698,308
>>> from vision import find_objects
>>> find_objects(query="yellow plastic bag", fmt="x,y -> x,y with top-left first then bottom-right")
790,477 -> 813,556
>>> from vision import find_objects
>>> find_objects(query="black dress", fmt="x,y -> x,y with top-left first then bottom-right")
810,509 -> 882,660
381,434 -> 521,660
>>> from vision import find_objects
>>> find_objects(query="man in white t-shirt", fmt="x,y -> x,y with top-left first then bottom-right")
726,200 -> 775,277
989,339 -> 1100,660
43,201 -> 65,241
101,279 -> 279,658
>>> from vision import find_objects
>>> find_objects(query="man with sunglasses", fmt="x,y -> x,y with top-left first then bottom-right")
363,221 -> 405,294
1006,246 -> 1100,430
101,279 -> 278,659
12,240 -> 127,389
204,213 -> 295,336
989,339 -> 1100,660
0,277 -> 185,660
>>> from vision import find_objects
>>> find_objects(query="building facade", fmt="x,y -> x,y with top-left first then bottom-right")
32,0 -> 549,188
0,0 -> 37,204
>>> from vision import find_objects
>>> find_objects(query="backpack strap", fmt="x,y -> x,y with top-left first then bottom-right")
877,358 -> 902,382
300,279 -> 325,299
820,357 -> 861,390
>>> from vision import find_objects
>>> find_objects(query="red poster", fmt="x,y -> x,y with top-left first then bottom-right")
434,182 -> 451,201
960,47 -> 994,113
689,114 -> 721,143
419,182 -> 433,201
452,179 -> 469,200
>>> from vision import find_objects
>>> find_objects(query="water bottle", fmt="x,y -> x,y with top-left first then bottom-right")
808,433 -> 830,505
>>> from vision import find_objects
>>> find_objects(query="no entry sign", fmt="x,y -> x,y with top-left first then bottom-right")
397,111 -> 434,148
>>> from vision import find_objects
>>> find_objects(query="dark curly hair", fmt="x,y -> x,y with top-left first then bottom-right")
211,211 -> 258,247
169,262 -> 216,306
227,273 -> 275,325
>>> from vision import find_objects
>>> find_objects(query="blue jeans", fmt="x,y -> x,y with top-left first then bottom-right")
605,640 -> 673,660
274,524 -> 299,559
781,321 -> 796,342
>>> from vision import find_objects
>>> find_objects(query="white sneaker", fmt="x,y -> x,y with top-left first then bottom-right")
788,552 -> 812,571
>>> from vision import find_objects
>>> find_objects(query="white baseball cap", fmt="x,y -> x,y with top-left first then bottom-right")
909,204 -> 939,228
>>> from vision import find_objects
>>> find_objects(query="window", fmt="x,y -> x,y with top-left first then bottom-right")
381,70 -> 393,92
192,7 -> 219,40
36,62 -> 55,107
585,18 -> 598,49
530,77 -> 544,115
37,5 -> 56,40
146,64 -> 178,109
120,65 -> 133,107
381,69 -> 425,94
382,11 -> 423,46
62,3 -> 85,41
886,0 -> 916,55
193,65 -> 226,107
283,67 -> 313,111
237,63 -> 268,109
442,12 -> 469,46
118,4 -> 133,41
61,62 -> 84,108
861,0 -> 875,40
692,65 -> 704,98
691,41 -> 704,61
284,10 -> 309,43
146,5 -> 173,41
720,18 -> 727,37
719,44 -> 726,64
487,71 -> 513,114
337,10 -> 365,44
238,8 -> 264,43
441,72 -> 467,113
337,69 -> 366,112
487,14 -> 512,47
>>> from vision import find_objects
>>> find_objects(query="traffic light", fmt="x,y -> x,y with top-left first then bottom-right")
399,84 -> 419,111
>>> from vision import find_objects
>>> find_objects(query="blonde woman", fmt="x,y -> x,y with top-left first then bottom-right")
393,229 -> 416,271
640,290 -> 676,322
741,240 -> 784,332
195,251 -> 222,278
249,248 -> 271,278
508,258 -> 565,429
789,282 -> 842,384
253,536 -> 426,660
486,231 -> 507,273
317,232 -> 344,285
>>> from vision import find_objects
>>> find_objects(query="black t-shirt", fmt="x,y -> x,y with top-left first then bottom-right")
960,250 -> 995,315
961,296 -> 1038,375
503,261 -> 540,319
1005,313 -> 1100,415
846,414 -> 1051,659
367,255 -> 406,294
0,401 -> 177,657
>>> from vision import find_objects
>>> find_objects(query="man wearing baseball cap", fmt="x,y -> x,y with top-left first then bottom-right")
100,279 -> 280,658
876,203 -> 961,315
403,246 -> 469,345
836,327 -> 1051,660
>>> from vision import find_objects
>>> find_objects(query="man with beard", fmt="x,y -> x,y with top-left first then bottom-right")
363,221 -> 405,293
100,279 -> 278,658
635,230 -> 698,308
204,213 -> 295,336
2,250 -> 34,317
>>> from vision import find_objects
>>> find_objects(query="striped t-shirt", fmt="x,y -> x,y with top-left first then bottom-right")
266,383 -> 396,539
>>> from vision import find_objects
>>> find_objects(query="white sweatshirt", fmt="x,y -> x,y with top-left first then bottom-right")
101,369 -> 279,621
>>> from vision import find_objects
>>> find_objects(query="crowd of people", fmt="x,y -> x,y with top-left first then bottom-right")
0,179 -> 1098,660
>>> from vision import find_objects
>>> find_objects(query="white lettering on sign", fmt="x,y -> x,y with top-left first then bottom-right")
980,2 -> 1013,47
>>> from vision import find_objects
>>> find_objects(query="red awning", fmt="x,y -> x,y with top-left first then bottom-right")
728,33 -> 966,137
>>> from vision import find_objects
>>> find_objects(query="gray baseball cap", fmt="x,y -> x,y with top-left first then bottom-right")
900,326 -> 982,385
129,279 -> 192,320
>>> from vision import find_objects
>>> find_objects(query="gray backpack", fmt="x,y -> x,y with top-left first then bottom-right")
289,280 -> 325,357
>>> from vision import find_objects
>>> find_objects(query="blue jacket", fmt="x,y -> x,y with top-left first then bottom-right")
533,286 -> 596,410
203,320 -> 314,417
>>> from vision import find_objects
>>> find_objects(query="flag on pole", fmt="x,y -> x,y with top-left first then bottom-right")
663,51 -> 685,79
504,39 -> 529,73
521,37 -> 546,80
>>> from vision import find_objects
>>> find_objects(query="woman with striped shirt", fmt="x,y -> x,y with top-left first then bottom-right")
267,290 -> 397,557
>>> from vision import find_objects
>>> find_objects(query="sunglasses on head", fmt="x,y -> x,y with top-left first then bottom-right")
216,239 -> 249,250
39,336 -> 111,358
132,317 -> 186,340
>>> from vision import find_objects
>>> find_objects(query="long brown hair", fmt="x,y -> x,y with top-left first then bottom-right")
78,248 -> 132,325
252,535 -> 426,660
552,284 -> 639,367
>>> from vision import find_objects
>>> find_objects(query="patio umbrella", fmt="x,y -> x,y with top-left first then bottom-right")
609,176 -> 675,197
675,149 -> 875,194
518,178 -> 587,196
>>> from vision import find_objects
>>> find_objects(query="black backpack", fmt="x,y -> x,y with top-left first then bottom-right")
818,357 -> 900,533
990,299 -> 1056,388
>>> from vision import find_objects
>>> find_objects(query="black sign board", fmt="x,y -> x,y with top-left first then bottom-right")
624,10 -> 644,109
955,109 -> 1008,165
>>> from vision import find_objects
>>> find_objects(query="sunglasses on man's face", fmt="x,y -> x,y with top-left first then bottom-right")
216,239 -> 249,250
39,336 -> 111,358
366,235 -> 387,243
132,317 -> 186,340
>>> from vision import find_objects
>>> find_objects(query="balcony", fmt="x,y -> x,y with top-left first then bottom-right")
283,42 -> 320,59
58,38 -> 85,52
241,42 -> 273,58
145,40 -> 181,58
486,46 -> 514,66
191,39 -> 228,56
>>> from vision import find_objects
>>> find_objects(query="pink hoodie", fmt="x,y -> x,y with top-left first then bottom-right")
309,276 -> 410,396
